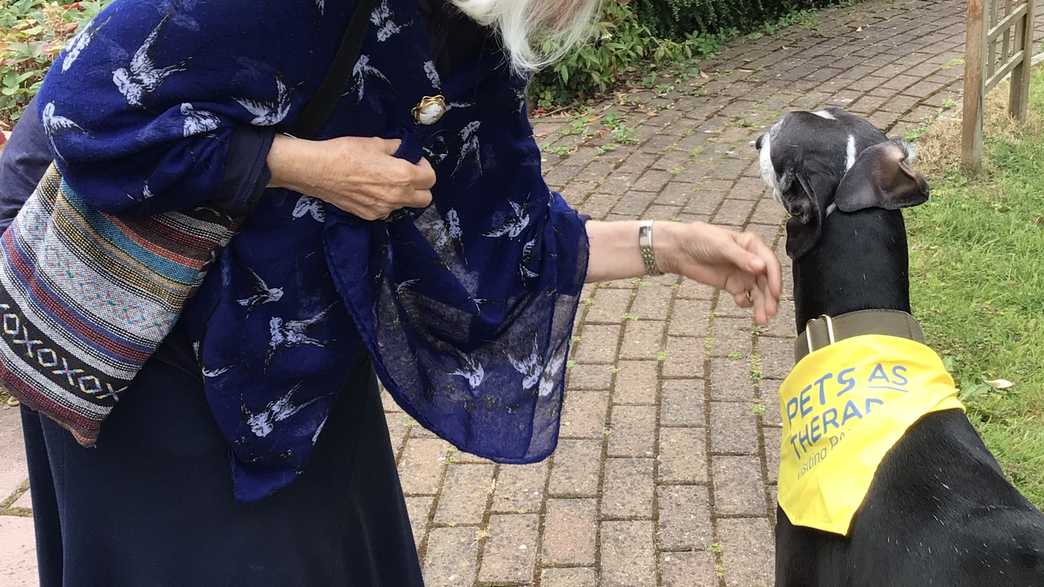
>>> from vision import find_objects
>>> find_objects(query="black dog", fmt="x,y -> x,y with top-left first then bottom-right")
757,107 -> 1044,586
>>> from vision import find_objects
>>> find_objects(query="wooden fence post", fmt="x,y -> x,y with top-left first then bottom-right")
1009,0 -> 1035,120
962,0 -> 987,170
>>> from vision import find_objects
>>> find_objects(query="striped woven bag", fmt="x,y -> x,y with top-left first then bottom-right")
0,164 -> 238,445
0,0 -> 375,445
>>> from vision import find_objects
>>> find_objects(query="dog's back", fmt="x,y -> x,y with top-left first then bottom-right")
776,410 -> 1044,586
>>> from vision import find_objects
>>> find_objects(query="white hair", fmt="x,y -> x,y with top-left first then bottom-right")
450,0 -> 603,73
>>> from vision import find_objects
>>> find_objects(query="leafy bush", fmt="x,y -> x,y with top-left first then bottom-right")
532,0 -> 842,106
0,0 -> 105,128
531,0 -> 730,108
633,0 -> 835,39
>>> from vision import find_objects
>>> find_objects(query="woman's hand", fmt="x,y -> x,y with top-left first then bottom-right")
657,222 -> 781,325
266,134 -> 435,220
585,220 -> 782,325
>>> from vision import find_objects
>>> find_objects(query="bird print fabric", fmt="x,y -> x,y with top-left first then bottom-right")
37,0 -> 588,502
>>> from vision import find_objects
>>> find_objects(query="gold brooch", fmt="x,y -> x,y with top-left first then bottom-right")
412,95 -> 448,125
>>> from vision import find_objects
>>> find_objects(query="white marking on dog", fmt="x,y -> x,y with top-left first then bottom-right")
759,132 -> 783,204
845,134 -> 857,171
812,110 -> 836,120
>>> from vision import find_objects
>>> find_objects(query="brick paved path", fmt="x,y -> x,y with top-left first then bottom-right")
2,0 -> 1043,584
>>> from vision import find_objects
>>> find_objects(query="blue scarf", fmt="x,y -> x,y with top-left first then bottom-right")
38,0 -> 588,501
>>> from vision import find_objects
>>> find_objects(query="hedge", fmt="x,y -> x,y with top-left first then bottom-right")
531,0 -> 844,106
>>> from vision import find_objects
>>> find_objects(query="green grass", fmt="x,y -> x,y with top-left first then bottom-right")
905,69 -> 1044,507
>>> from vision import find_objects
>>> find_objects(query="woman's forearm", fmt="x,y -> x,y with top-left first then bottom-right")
585,220 -> 682,282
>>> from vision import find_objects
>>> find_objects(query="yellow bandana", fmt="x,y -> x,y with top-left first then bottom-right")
777,335 -> 965,535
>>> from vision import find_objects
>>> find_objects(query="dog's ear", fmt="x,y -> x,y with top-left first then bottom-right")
783,163 -> 836,259
835,140 -> 929,212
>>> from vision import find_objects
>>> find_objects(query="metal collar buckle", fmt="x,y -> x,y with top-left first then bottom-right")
804,314 -> 836,355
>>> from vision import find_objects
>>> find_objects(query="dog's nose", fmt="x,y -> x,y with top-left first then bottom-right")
755,135 -> 764,150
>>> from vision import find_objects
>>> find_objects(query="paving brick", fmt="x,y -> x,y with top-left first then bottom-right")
0,408 -> 28,506
659,182 -> 696,206
447,448 -> 494,465
561,391 -> 610,438
384,411 -> 411,459
676,279 -> 717,300
540,567 -> 598,587
492,462 -> 548,513
580,193 -> 620,219
630,282 -> 672,317
478,514 -> 539,583
759,337 -> 794,380
730,176 -> 772,201
0,516 -> 36,587
613,360 -> 658,404
548,439 -> 602,496
718,517 -> 775,587
660,551 -> 719,587
433,463 -> 495,525
423,527 -> 479,587
574,324 -> 622,363
709,401 -> 760,454
660,379 -> 705,426
709,358 -> 757,401
668,299 -> 712,337
713,198 -> 755,225
405,495 -> 434,548
662,336 -> 705,378
760,379 -> 784,427
585,288 -> 633,323
601,458 -> 655,519
567,363 -> 614,390
399,438 -> 449,496
607,405 -> 657,457
601,520 -> 656,586
764,427 -> 781,483
612,191 -> 657,215
541,499 -> 597,565
620,320 -> 666,359
708,317 -> 753,356
12,489 -> 31,510
658,484 -> 713,550
658,427 -> 708,484
712,456 -> 767,515
762,301 -> 796,337
684,189 -> 728,215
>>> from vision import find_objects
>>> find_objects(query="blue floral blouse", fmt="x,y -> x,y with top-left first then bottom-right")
37,0 -> 589,501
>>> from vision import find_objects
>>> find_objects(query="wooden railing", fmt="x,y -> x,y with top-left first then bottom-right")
962,0 -> 1037,169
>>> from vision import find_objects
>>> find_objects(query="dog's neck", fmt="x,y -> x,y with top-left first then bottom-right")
792,208 -> 912,331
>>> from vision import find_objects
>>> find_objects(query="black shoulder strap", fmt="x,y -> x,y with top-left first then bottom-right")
290,0 -> 380,138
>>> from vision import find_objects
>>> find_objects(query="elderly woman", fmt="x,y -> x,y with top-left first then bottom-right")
2,0 -> 781,584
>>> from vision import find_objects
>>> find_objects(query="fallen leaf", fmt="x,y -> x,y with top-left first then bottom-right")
985,378 -> 1015,390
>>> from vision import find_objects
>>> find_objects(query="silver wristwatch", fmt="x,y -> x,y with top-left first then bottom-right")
638,220 -> 662,276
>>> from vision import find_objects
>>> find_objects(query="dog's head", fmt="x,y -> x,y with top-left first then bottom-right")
755,107 -> 930,259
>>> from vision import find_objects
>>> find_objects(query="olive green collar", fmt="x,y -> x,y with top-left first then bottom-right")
795,310 -> 925,363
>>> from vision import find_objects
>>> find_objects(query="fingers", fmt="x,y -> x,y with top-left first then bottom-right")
411,158 -> 437,190
749,275 -> 777,325
733,290 -> 753,309
378,138 -> 402,155
739,232 -> 782,298
387,159 -> 435,208
720,235 -> 766,275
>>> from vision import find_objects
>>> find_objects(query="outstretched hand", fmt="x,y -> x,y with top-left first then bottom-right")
659,222 -> 782,325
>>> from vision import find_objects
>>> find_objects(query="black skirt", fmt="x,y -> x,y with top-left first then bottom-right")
20,328 -> 423,587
